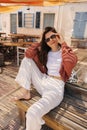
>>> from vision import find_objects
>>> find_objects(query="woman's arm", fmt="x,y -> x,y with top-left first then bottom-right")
25,43 -> 40,58
25,43 -> 46,73
55,33 -> 78,81
61,42 -> 78,81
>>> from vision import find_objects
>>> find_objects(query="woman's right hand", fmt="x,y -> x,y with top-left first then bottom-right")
56,33 -> 65,44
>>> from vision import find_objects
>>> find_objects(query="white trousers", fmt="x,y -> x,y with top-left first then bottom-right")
15,57 -> 65,130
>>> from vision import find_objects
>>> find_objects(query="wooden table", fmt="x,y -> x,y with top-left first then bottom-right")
2,42 -> 23,47
71,38 -> 87,48
8,33 -> 40,42
24,34 -> 40,42
0,41 -> 36,62
1,41 -> 36,47
0,32 -> 6,41
8,33 -> 25,42
0,32 -> 6,37
0,42 -> 23,61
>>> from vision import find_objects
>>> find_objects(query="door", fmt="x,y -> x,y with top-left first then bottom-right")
43,13 -> 55,29
10,14 -> 17,33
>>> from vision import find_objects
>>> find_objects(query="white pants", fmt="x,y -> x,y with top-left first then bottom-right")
15,57 -> 65,130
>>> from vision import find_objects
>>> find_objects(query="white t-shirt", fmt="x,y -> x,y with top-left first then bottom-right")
46,49 -> 62,77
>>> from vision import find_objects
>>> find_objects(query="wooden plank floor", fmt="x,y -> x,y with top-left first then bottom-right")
0,65 -> 23,130
0,64 -> 52,130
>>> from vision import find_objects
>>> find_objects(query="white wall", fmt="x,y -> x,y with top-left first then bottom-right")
60,2 -> 87,44
0,3 -> 87,45
17,6 -> 59,35
0,13 -> 10,36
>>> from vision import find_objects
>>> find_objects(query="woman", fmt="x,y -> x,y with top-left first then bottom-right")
15,27 -> 77,130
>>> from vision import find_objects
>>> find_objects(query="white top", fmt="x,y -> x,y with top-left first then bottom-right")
46,49 -> 62,77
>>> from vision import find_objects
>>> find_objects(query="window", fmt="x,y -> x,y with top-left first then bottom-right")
72,12 -> 87,38
43,13 -> 55,29
18,11 -> 22,27
24,13 -> 34,28
10,14 -> 17,33
35,12 -> 41,28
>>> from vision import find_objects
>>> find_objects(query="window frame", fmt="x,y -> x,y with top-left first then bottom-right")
24,13 -> 34,28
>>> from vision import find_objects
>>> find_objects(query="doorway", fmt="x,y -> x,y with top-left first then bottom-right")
10,14 -> 17,33
43,13 -> 55,29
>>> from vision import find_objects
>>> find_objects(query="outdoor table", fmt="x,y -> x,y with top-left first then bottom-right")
1,41 -> 35,47
1,42 -> 23,61
8,33 -> 40,42
2,42 -> 23,47
8,33 -> 25,42
1,41 -> 36,61
24,34 -> 40,42
0,32 -> 6,37
0,32 -> 6,41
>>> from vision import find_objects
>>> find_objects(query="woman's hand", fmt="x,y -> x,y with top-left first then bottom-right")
56,33 -> 65,44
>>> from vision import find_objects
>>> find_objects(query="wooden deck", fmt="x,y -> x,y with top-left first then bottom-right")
0,48 -> 87,130
0,65 -> 52,130
0,65 -> 24,130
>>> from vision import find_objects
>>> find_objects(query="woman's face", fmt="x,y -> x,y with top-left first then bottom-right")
45,31 -> 58,49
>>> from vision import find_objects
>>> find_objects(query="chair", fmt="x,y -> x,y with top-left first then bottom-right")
17,46 -> 27,66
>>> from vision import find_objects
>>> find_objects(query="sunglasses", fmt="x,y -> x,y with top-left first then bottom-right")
45,34 -> 56,43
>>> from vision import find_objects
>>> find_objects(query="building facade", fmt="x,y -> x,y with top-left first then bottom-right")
0,2 -> 87,45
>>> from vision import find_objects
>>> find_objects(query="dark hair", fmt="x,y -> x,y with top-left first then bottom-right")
39,26 -> 57,65
41,26 -> 57,52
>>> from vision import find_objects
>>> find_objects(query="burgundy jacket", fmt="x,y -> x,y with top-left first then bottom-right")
25,42 -> 78,82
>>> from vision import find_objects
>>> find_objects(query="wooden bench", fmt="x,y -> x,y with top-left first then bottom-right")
15,82 -> 87,130
71,38 -> 87,48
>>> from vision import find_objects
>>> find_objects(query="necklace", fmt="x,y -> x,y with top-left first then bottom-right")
51,45 -> 61,52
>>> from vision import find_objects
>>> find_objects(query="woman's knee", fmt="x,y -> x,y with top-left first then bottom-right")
26,102 -> 43,119
22,57 -> 36,66
22,57 -> 31,64
26,107 -> 40,121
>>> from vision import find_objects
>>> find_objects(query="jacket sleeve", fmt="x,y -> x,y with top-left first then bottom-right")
25,43 -> 47,73
60,42 -> 78,81
25,43 -> 40,59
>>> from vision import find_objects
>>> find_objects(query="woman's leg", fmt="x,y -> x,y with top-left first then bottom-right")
26,79 -> 65,130
15,57 -> 44,99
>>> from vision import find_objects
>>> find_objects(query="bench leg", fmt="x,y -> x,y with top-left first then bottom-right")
0,67 -> 3,74
18,108 -> 26,128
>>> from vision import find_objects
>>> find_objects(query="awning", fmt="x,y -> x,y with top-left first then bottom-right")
0,0 -> 87,13
0,6 -> 22,13
0,0 -> 87,6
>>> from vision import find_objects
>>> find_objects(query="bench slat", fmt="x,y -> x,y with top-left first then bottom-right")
49,107 -> 87,128
15,87 -> 87,130
47,112 -> 86,130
